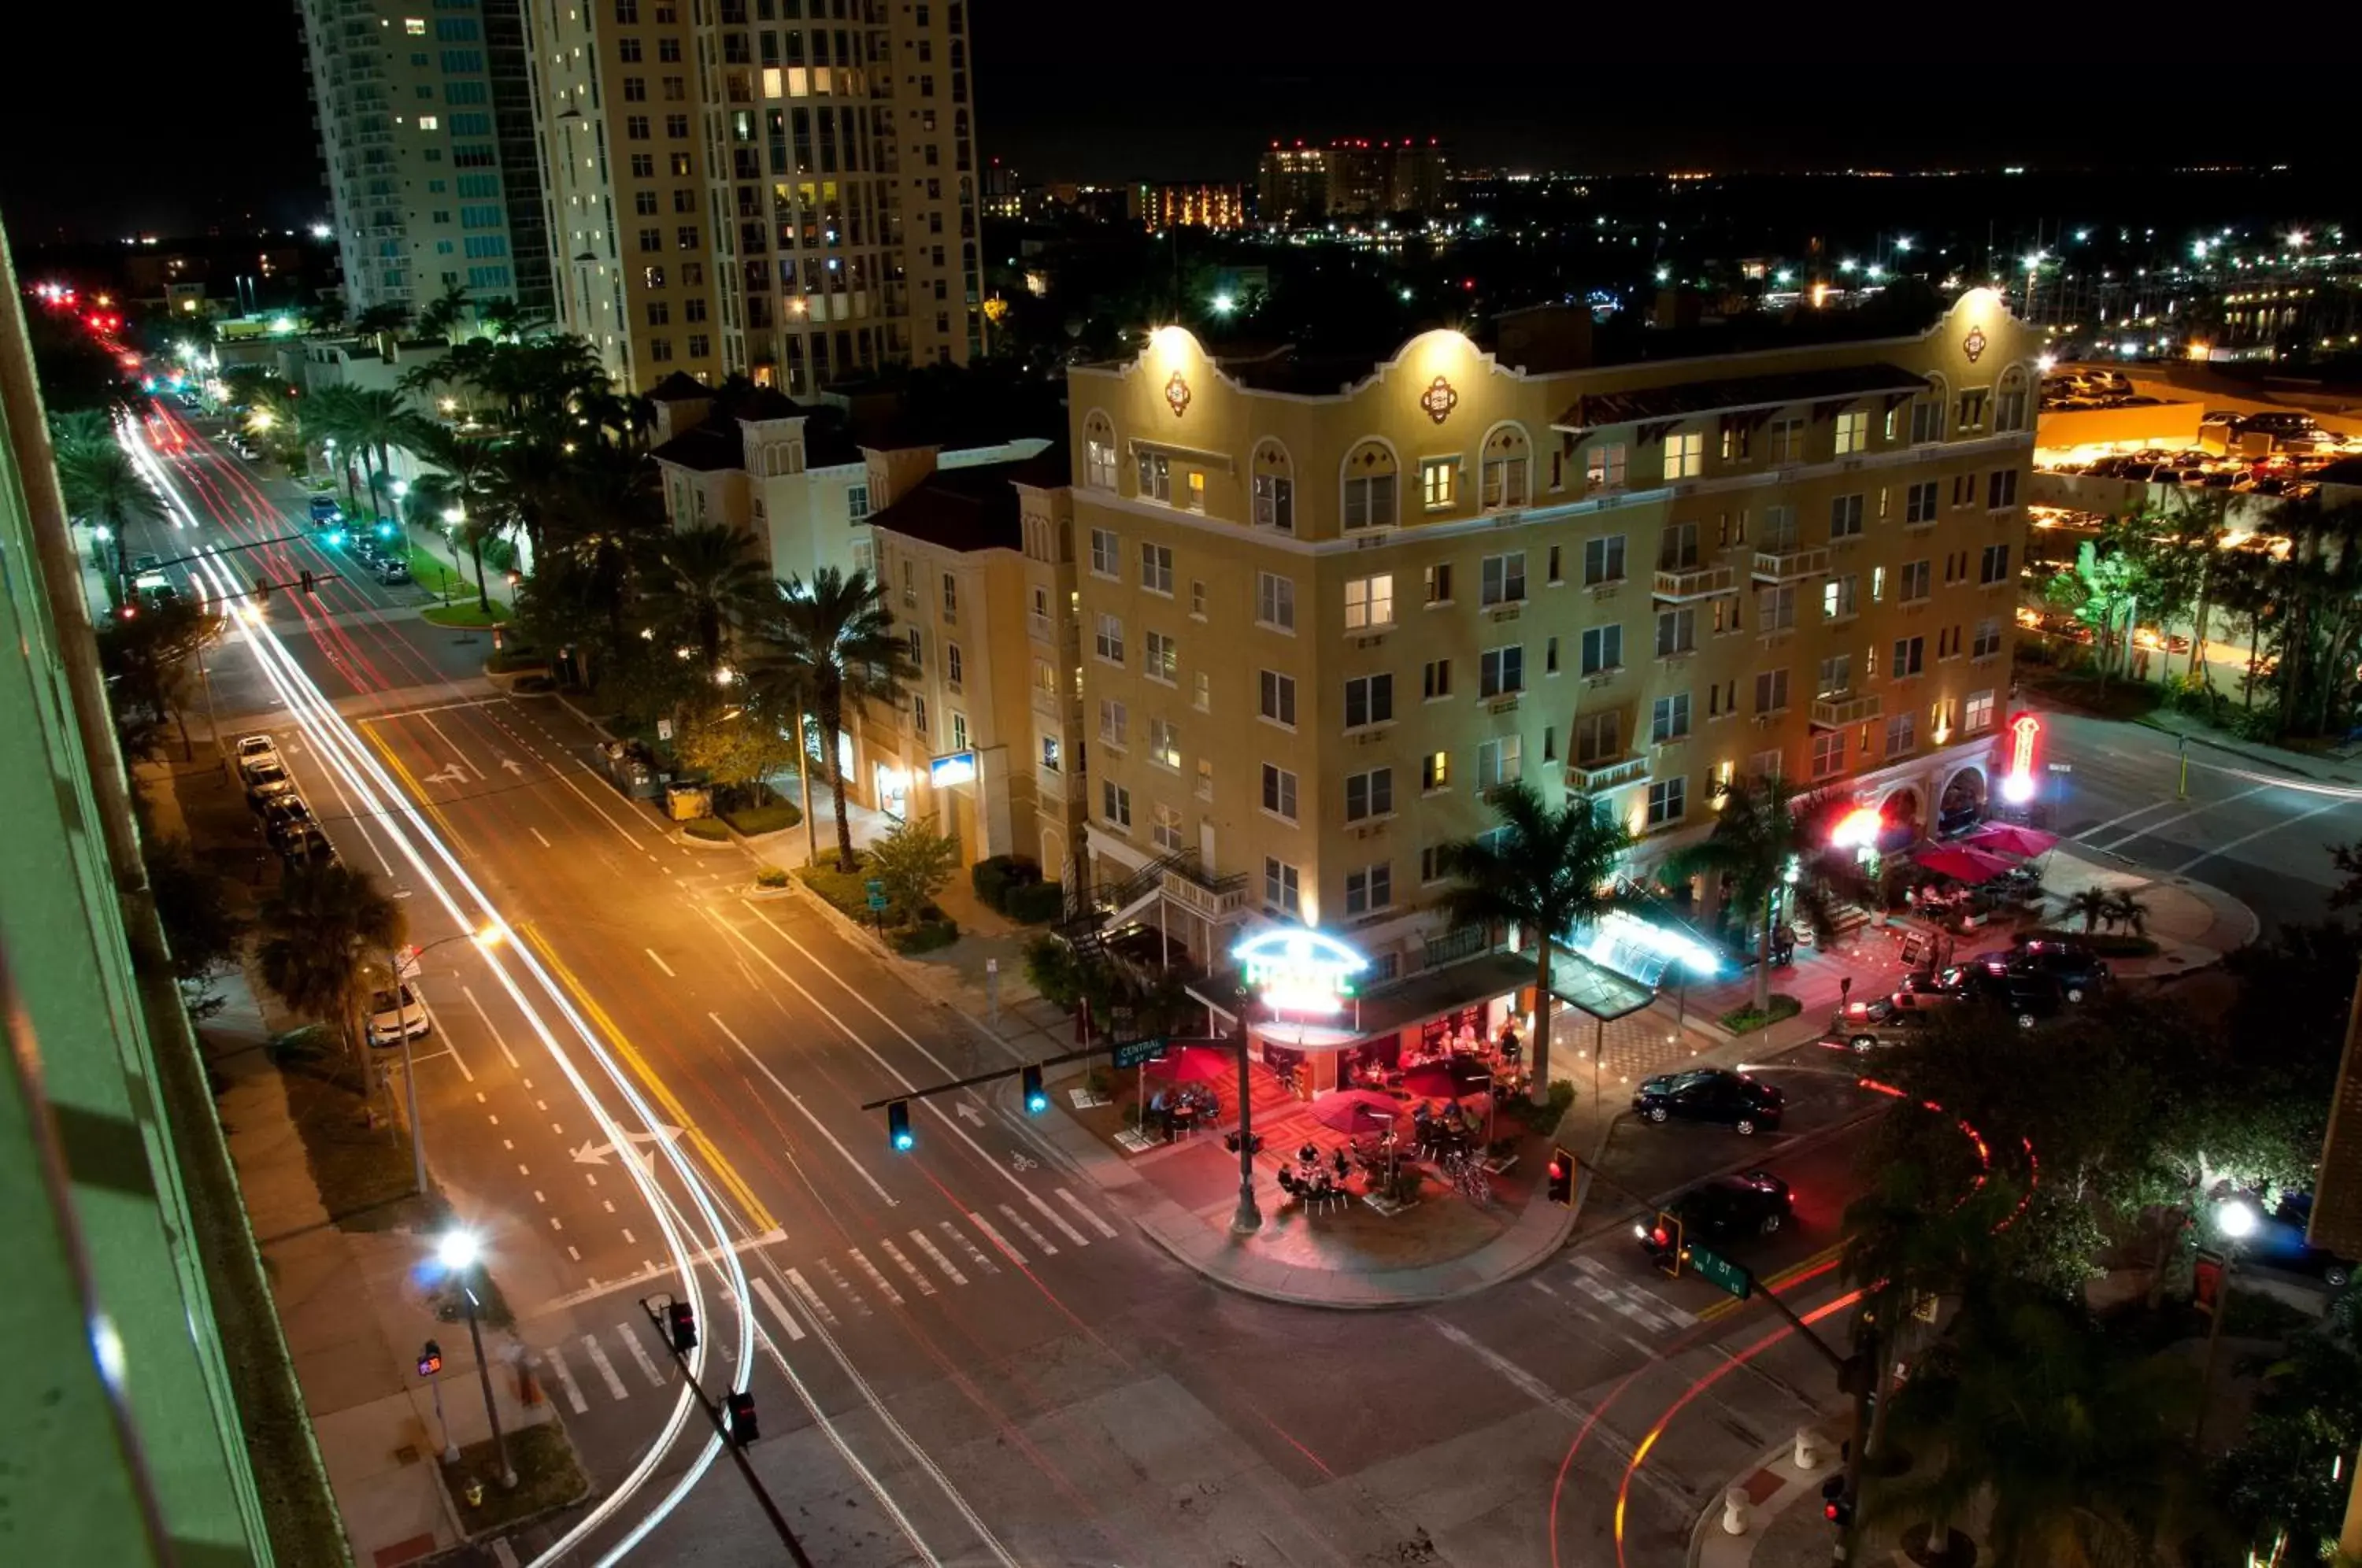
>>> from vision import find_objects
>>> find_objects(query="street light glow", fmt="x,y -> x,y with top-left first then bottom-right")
2215,1198 -> 2260,1240
1209,292 -> 1235,316
435,1230 -> 481,1271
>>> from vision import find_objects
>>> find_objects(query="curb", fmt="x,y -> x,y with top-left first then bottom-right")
1685,1411 -> 1853,1568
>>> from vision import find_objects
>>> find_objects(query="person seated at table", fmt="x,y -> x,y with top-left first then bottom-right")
1298,1141 -> 1320,1168
1275,1167 -> 1300,1200
1332,1146 -> 1351,1181
1498,1025 -> 1521,1065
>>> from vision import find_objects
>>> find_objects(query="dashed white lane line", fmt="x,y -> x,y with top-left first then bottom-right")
616,1323 -> 667,1388
541,1346 -> 590,1413
621,1227 -> 635,1244
784,1267 -> 838,1327
566,1244 -> 581,1262
876,1237 -> 936,1296
908,1229 -> 967,1287
645,947 -> 677,978
1056,1186 -> 1119,1240
602,1199 -> 616,1213
750,1275 -> 806,1341
580,1336 -> 629,1400
549,1216 -> 564,1232
459,985 -> 520,1071
994,1204 -> 1057,1257
529,827 -> 552,849
1573,1255 -> 1698,1327
942,1220 -> 998,1275
532,1189 -> 546,1204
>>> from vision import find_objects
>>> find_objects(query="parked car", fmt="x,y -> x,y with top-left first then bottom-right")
277,825 -> 337,870
2005,938 -> 2111,1002
1822,999 -> 1943,1052
308,494 -> 342,525
234,733 -> 280,769
1631,1067 -> 1785,1135
262,796 -> 315,849
242,760 -> 298,811
373,557 -> 413,586
1957,963 -> 2065,1028
1636,1171 -> 1794,1265
365,983 -> 431,1047
2235,1191 -> 2357,1288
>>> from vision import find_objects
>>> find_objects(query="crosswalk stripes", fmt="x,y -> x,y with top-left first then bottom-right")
996,1203 -> 1058,1256
786,1267 -> 839,1327
876,1237 -> 936,1296
750,1275 -> 805,1341
816,1257 -> 870,1316
907,1228 -> 967,1286
1567,1268 -> 1671,1333
1569,1255 -> 1699,1329
615,1322 -> 668,1387
941,1219 -> 998,1274
1029,1192 -> 1091,1248
845,1246 -> 903,1307
580,1334 -> 630,1400
539,1345 -> 589,1414
1056,1185 -> 1120,1239
966,1208 -> 1027,1263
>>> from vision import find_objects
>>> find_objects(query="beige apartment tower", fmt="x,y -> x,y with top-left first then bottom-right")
1066,292 -> 2038,982
528,0 -> 982,394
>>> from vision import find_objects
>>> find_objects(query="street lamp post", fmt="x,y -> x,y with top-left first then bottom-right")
387,926 -> 503,1196
2194,1196 -> 2257,1449
435,1230 -> 516,1489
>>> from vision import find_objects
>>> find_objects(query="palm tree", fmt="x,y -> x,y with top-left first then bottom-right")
639,523 -> 774,675
414,280 -> 472,342
2102,889 -> 2149,937
1436,782 -> 1632,1107
255,862 -> 407,1063
404,424 -> 502,612
57,438 -> 162,589
2064,886 -> 2114,934
1663,776 -> 1869,1012
339,388 -> 414,522
486,436 -> 568,565
753,566 -> 914,871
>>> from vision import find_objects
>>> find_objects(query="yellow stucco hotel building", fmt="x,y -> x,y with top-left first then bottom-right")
1061,290 -> 2038,984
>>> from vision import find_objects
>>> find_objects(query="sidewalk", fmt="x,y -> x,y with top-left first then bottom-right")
2037,841 -> 2260,977
1688,1416 -> 1864,1568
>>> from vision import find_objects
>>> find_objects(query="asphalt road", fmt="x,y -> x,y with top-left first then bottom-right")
129,416 -> 1897,1566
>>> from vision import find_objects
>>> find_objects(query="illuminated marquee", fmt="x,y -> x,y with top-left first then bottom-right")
1831,805 -> 1885,852
2001,712 -> 2041,804
1232,929 -> 1369,1015
929,750 -> 977,787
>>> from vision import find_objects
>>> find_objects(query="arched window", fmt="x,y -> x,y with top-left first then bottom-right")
1082,410 -> 1117,490
1251,439 -> 1294,533
1479,422 -> 1531,509
1994,365 -> 2031,434
1341,438 -> 1397,531
1910,373 -> 1948,445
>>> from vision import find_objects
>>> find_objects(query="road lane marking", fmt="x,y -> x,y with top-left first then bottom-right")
530,827 -> 552,849
707,1011 -> 898,1206
418,712 -> 487,780
1055,1186 -> 1119,1239
876,1237 -> 936,1296
2169,792 -> 2356,875
2082,782 -> 2271,851
942,1221 -> 998,1274
995,1203 -> 1057,1256
847,1246 -> 905,1307
784,1268 -> 839,1328
646,948 -> 677,978
908,1229 -> 967,1286
580,1335 -> 629,1400
750,1275 -> 806,1341
816,1258 -> 869,1317
1572,1255 -> 1696,1327
539,1346 -> 590,1413
966,1210 -> 1027,1263
1568,1269 -> 1670,1333
616,1324 -> 667,1388
458,985 -> 520,1071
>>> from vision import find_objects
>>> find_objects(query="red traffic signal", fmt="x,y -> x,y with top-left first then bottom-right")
667,1300 -> 697,1353
725,1389 -> 758,1445
1546,1145 -> 1575,1206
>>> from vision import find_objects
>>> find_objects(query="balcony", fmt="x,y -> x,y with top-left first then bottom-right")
1036,764 -> 1065,799
1566,754 -> 1652,793
1652,563 -> 1736,601
1810,692 -> 1882,728
1752,545 -> 1831,582
1027,611 -> 1051,645
1161,860 -> 1251,922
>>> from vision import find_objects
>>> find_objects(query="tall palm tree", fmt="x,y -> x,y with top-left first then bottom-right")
403,424 -> 502,612
1436,782 -> 1632,1107
414,280 -> 472,342
1664,776 -> 1868,1012
639,523 -> 775,674
753,566 -> 914,871
486,436 -> 568,565
255,862 -> 407,1063
2102,889 -> 2149,937
57,438 -> 162,589
339,388 -> 414,522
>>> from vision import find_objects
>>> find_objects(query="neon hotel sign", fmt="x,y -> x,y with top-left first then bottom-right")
1233,929 -> 1369,1015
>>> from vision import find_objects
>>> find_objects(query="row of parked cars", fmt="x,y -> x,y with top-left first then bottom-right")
1819,937 -> 2110,1052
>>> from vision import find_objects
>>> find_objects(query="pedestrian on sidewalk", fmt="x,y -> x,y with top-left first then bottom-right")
1839,975 -> 1853,1008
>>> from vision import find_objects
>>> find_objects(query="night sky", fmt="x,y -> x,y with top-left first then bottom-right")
0,3 -> 2323,242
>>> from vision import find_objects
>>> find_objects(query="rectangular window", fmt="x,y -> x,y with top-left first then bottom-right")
1420,844 -> 1449,882
1906,481 -> 1939,524
1586,443 -> 1628,488
1824,575 -> 1859,621
1343,673 -> 1394,730
941,573 -> 957,619
1256,571 -> 1295,631
1139,542 -> 1174,594
1545,636 -> 1560,676
1479,552 -> 1527,607
1757,584 -> 1797,632
1257,669 -> 1297,727
1768,418 -> 1805,465
1891,636 -> 1927,678
1190,580 -> 1207,618
1952,473 -> 1978,508
1817,653 -> 1853,697
1885,711 -> 1917,757
1420,457 -> 1458,510
1343,469 -> 1396,530
1646,776 -> 1686,827
1957,388 -> 1989,433
1194,670 -> 1211,711
1344,768 -> 1394,822
1965,689 -> 1996,731
1089,526 -> 1118,576
1422,750 -> 1449,790
1901,560 -> 1931,602
1343,574 -> 1394,631
1651,693 -> 1690,743
1828,494 -> 1864,541
1911,398 -> 1944,445
1344,863 -> 1392,917
1479,645 -> 1524,698
1987,468 -> 2019,509
1656,607 -> 1696,656
1098,698 -> 1127,746
1264,857 -> 1301,915
1149,716 -> 1180,770
1834,409 -> 1868,455
1658,521 -> 1699,571
1476,735 -> 1522,790
1583,534 -> 1626,586
1996,383 -> 2028,433
945,642 -> 964,689
1754,668 -> 1790,713
1094,612 -> 1124,664
1579,623 -> 1623,675
1261,764 -> 1298,822
1721,423 -> 1751,463
1253,474 -> 1294,533
950,712 -> 968,752
1152,803 -> 1184,852
1423,562 -> 1453,604
1971,617 -> 2002,659
1980,542 -> 2011,585
911,693 -> 929,739
1101,780 -> 1131,828
1664,431 -> 1704,479
1548,544 -> 1564,583
1085,438 -> 1117,490
1481,450 -> 1527,508
1135,449 -> 1172,502
1422,659 -> 1452,701
1143,630 -> 1177,684
1811,728 -> 1845,779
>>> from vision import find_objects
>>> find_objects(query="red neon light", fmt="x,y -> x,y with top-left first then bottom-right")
2007,712 -> 2041,778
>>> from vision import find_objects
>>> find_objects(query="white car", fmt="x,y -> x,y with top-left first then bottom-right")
235,734 -> 280,769
365,983 -> 431,1047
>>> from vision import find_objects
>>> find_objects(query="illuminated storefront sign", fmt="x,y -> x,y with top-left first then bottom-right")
2001,712 -> 2041,803
928,750 -> 977,787
1233,929 -> 1368,1014
1831,806 -> 1885,851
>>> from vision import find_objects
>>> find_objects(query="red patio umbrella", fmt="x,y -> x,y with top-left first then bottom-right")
1307,1089 -> 1402,1137
1142,1045 -> 1231,1083
1966,822 -> 2058,859
1914,845 -> 2018,885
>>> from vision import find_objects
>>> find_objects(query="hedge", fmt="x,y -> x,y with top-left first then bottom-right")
796,858 -> 873,923
1002,878 -> 1064,925
723,801 -> 802,835
1720,993 -> 1802,1035
892,916 -> 960,955
2020,926 -> 2160,957
971,852 -> 1042,913
682,816 -> 731,841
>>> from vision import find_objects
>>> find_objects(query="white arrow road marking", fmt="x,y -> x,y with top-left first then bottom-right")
500,756 -> 526,775
579,1335 -> 628,1401
750,1275 -> 805,1342
569,1125 -> 684,1165
423,762 -> 468,786
955,1101 -> 984,1126
1056,1187 -> 1119,1240
616,1324 -> 667,1388
908,1229 -> 967,1287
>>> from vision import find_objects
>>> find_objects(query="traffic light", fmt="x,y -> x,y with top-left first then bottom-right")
1546,1145 -> 1575,1206
376,520 -> 396,539
252,575 -> 271,606
300,568 -> 316,593
887,1099 -> 913,1152
725,1389 -> 758,1445
416,1340 -> 443,1378
1821,1476 -> 1852,1527
666,1299 -> 698,1353
1021,1065 -> 1047,1115
1649,1211 -> 1684,1278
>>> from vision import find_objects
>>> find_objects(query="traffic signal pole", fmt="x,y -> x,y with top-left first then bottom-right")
636,1296 -> 813,1566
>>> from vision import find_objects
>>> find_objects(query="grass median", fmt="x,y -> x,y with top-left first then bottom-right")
442,1423 -> 588,1536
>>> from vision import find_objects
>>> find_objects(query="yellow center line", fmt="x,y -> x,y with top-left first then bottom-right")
361,719 -> 472,856
518,923 -> 779,1236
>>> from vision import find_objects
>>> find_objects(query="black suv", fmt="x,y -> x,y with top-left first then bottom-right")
1636,1171 -> 1794,1264
1958,962 -> 2064,1028
1631,1068 -> 1785,1136
2005,939 -> 2110,1002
